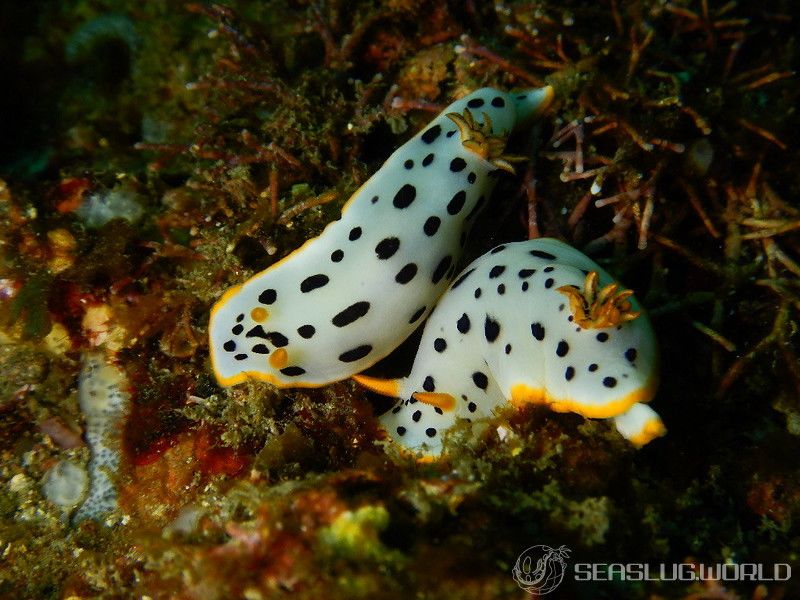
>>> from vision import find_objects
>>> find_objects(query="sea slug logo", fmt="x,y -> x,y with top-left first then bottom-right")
512,544 -> 571,595
512,543 -> 790,592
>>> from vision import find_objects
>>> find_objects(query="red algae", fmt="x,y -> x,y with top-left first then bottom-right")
193,426 -> 251,477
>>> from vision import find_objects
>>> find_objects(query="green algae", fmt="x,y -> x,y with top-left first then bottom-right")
8,275 -> 52,340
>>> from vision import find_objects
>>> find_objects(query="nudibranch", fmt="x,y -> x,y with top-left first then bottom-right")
72,351 -> 130,522
209,86 -> 554,387
355,239 -> 664,455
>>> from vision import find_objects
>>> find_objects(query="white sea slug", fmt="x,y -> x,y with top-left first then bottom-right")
209,86 -> 554,387
355,238 -> 664,455
72,351 -> 130,522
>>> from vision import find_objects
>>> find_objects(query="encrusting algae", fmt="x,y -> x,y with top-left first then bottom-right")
0,1 -> 798,599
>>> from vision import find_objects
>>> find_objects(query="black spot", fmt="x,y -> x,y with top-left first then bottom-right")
434,338 -> 447,352
603,376 -> 618,388
468,401 -> 477,413
505,344 -> 512,354
467,172 -> 477,184
422,153 -> 434,166
490,245 -> 506,254
465,194 -> 485,220
404,159 -> 414,169
545,278 -> 555,288
297,325 -> 315,339
395,263 -> 418,284
252,344 -> 269,354
491,96 -> 505,107
332,301 -> 370,327
258,289 -> 277,305
375,237 -> 400,260
434,407 -> 443,415
331,249 -> 344,262
281,366 -> 306,377
522,282 -> 529,291
450,157 -> 467,172
447,190 -> 467,215
338,344 -> 373,362
397,426 -> 406,436
236,314 -> 244,322
300,274 -> 329,293
370,195 -> 379,204
596,332 -> 609,342
544,266 -> 554,273
497,284 -> 506,294
588,363 -> 599,372
467,97 -> 485,108
556,340 -> 569,357
223,340 -> 236,352
234,353 -> 248,361
518,269 -> 536,278
530,249 -> 557,260
489,265 -> 505,279
349,226 -> 362,241
565,366 -> 575,381
393,184 -> 417,209
474,288 -> 482,298
451,268 -> 475,289
559,304 -> 565,311
245,325 -> 268,339
266,331 -> 289,347
446,130 -> 456,138
432,255 -> 452,284
392,406 -> 401,414
421,124 -> 441,144
457,313 -> 471,334
423,216 -> 441,236
484,316 -> 501,342
531,322 -> 545,341
567,315 -> 574,322
425,427 -> 437,438
412,410 -> 422,422
423,376 -> 435,392
472,371 -> 489,390
231,324 -> 244,335
409,306 -> 426,323
625,348 -> 638,362
516,94 -> 527,100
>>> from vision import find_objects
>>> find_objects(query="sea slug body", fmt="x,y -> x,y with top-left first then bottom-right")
209,86 -> 554,388
355,238 -> 664,455
72,351 -> 130,522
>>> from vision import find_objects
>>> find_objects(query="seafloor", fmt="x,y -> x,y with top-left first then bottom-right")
1,1 -> 799,598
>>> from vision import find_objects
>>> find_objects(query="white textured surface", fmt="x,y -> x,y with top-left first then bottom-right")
72,352 -> 129,522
